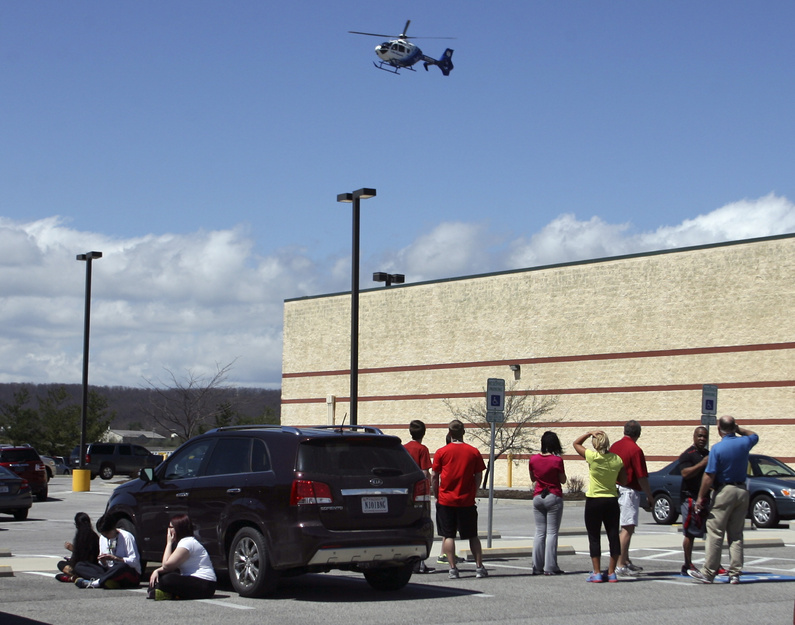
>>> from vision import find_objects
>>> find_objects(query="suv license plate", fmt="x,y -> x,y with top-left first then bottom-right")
0,485 -> 7,493
362,496 -> 388,513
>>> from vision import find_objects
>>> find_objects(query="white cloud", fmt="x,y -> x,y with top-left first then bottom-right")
1,194 -> 793,388
507,193 -> 795,269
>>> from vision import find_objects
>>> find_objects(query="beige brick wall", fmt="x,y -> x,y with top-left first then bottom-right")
282,235 -> 795,487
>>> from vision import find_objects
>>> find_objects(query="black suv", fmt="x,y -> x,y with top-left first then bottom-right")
70,443 -> 162,480
105,425 -> 433,597
0,446 -> 48,501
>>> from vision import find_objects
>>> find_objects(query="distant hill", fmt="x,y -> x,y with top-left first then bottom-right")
0,382 -> 281,435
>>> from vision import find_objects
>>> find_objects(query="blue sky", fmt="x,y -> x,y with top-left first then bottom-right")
2,1 -> 794,389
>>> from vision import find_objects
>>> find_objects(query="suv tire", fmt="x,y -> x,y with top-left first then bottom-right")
36,483 -> 48,502
228,527 -> 278,598
363,562 -> 414,591
100,464 -> 115,480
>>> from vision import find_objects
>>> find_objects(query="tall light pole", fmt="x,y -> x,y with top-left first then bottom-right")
336,188 -> 376,426
76,251 -> 102,473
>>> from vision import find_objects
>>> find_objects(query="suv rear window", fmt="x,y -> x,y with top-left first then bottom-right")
89,444 -> 114,455
296,438 -> 418,477
0,449 -> 39,462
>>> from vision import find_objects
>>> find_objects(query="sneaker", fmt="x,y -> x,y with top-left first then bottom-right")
415,561 -> 435,574
729,575 -> 740,585
687,569 -> 713,584
717,567 -> 728,575
104,580 -> 120,589
154,589 -> 174,601
475,566 -> 488,578
55,573 -> 73,583
626,561 -> 643,572
437,554 -> 465,565
448,568 -> 460,579
74,578 -> 96,589
544,569 -> 565,576
146,587 -> 156,600
681,563 -> 697,576
607,573 -> 618,582
615,566 -> 638,578
586,572 -> 604,583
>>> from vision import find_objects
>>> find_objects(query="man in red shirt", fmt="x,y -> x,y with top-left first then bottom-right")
404,420 -> 435,574
609,420 -> 654,577
431,420 -> 488,579
404,419 -> 432,480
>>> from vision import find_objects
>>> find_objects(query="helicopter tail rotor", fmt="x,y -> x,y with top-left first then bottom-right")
422,48 -> 454,76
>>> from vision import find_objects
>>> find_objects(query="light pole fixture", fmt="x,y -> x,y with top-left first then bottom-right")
373,272 -> 405,287
336,188 -> 376,426
76,251 -> 102,472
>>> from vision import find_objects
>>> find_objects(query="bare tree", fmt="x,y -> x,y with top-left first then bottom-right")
443,381 -> 560,487
141,361 -> 236,441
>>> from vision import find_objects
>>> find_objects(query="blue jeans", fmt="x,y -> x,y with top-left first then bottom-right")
533,493 -> 563,573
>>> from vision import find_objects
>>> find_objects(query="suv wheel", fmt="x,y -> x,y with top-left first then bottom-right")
228,527 -> 278,597
100,464 -> 115,480
363,563 -> 414,591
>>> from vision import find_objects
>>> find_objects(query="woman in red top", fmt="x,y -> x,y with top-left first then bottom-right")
528,431 -> 567,575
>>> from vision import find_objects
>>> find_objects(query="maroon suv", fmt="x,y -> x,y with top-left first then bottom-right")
106,425 -> 434,597
0,446 -> 48,501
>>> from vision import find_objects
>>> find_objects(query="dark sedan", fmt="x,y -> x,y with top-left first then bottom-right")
0,465 -> 33,521
640,453 -> 795,528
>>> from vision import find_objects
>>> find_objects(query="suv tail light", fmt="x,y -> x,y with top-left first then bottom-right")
85,454 -> 91,465
290,479 -> 333,505
413,479 -> 431,502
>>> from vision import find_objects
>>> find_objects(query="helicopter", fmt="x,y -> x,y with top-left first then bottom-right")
348,20 -> 455,76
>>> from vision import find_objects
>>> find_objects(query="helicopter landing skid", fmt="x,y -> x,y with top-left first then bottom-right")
373,61 -> 415,75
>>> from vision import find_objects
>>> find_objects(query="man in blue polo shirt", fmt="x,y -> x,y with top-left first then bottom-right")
688,415 -> 758,585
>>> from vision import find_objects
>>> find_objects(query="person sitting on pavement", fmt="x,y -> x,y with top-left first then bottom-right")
72,513 -> 141,589
55,512 -> 99,583
573,430 -> 628,583
148,514 -> 217,600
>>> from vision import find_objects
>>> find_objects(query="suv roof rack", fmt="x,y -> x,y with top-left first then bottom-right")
311,425 -> 384,435
208,424 -> 303,435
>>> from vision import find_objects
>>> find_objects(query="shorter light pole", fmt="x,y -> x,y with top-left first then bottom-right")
76,251 -> 102,475
373,272 -> 405,287
336,188 -> 376,426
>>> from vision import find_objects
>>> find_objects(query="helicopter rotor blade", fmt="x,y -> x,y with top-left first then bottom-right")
348,31 -> 395,38
348,30 -> 455,40
400,20 -> 411,38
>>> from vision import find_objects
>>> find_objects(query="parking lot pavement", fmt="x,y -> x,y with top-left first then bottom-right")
2,483 -> 795,625
2,483 -> 794,576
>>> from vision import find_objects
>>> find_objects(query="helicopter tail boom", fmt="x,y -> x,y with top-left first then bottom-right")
422,48 -> 454,76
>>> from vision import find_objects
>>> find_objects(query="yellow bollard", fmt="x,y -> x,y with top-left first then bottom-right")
72,469 -> 91,492
507,453 -> 513,487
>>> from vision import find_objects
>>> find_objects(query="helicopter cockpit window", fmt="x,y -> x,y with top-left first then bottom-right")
396,44 -> 405,53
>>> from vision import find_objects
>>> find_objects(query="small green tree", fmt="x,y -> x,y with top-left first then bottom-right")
0,386 -> 114,455
443,381 -> 560,487
0,388 -> 42,446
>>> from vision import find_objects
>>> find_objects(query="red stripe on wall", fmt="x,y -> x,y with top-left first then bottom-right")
281,379 -> 795,404
282,342 -> 795,379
